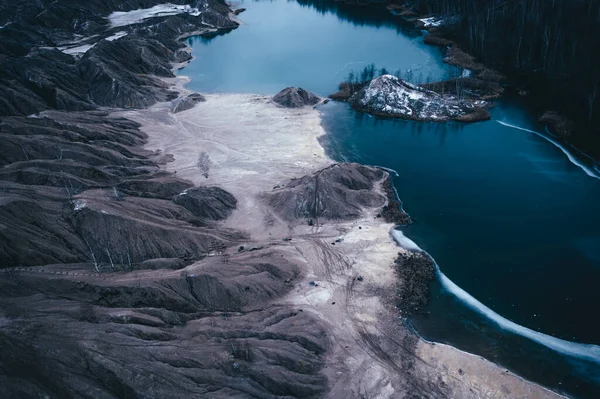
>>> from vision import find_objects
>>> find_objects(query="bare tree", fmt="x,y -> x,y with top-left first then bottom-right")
19,145 -> 29,161
84,237 -> 100,273
197,151 -> 212,178
105,248 -> 115,270
127,248 -> 132,269
111,185 -> 123,201
62,174 -> 78,206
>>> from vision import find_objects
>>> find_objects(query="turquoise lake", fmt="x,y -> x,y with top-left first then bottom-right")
180,1 -> 600,397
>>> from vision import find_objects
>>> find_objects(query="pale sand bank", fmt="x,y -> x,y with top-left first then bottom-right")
117,89 -> 564,399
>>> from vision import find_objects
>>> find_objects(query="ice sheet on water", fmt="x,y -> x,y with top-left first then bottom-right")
497,120 -> 599,179
391,228 -> 600,363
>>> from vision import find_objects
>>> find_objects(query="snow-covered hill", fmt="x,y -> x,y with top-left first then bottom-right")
350,75 -> 490,122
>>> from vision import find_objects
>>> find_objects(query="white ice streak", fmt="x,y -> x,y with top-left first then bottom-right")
438,269 -> 600,364
497,120 -> 599,179
108,4 -> 202,28
391,228 -> 600,364
105,31 -> 128,41
372,165 -> 399,177
391,229 -> 422,252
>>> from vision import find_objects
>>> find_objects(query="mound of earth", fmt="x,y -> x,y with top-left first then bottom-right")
349,74 -> 490,122
265,163 -> 399,221
172,186 -> 237,220
273,87 -> 321,108
0,111 -> 243,268
171,93 -> 206,113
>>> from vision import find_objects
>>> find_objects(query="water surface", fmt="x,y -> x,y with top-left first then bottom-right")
183,0 -> 446,95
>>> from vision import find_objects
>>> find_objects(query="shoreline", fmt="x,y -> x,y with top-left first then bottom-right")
130,55 -> 565,395
385,3 -> 600,165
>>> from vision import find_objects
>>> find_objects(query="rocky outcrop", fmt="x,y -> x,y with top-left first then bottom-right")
171,93 -> 206,113
380,174 -> 412,225
394,251 -> 436,314
273,87 -> 321,108
172,186 -> 237,220
349,74 -> 491,122
539,111 -> 574,138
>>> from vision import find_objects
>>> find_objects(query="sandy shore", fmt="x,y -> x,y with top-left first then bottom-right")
116,81 -> 564,398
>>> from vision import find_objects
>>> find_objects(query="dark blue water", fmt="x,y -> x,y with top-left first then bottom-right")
180,1 -> 600,397
320,100 -> 600,397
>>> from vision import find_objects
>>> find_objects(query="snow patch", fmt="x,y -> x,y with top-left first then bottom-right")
59,43 -> 96,56
105,31 -> 128,41
73,200 -> 87,211
108,4 -> 202,28
58,31 -> 127,56
353,74 -> 485,121
419,17 -> 444,27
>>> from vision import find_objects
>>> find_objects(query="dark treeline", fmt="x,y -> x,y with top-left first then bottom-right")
294,0 -> 420,35
400,0 -> 600,154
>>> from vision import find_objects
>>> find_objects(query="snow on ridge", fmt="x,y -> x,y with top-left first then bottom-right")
56,2 -> 206,56
108,4 -> 202,28
60,43 -> 96,56
357,75 -> 430,117
58,31 -> 128,56
105,31 -> 128,41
